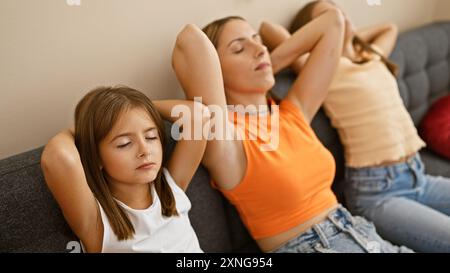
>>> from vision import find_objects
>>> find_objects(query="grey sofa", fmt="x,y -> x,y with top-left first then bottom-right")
1,22 -> 449,253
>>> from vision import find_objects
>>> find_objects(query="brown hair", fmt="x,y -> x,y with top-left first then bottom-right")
290,0 -> 398,76
74,86 -> 178,241
202,16 -> 281,104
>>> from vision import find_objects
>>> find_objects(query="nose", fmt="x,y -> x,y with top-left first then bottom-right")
253,42 -> 267,59
136,137 -> 151,159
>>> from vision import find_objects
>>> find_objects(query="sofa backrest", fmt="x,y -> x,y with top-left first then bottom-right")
392,22 -> 450,125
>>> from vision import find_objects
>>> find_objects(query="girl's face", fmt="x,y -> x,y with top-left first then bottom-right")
216,19 -> 275,95
99,107 -> 163,186
312,1 -> 355,41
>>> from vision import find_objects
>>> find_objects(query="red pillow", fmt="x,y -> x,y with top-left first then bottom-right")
419,94 -> 450,159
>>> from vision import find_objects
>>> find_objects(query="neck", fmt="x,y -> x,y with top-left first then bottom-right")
226,90 -> 269,109
108,179 -> 153,210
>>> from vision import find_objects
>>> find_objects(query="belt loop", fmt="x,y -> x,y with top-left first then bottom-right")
326,215 -> 372,253
387,166 -> 395,180
313,224 -> 331,249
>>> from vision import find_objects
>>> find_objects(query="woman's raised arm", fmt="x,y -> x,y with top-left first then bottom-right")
171,24 -> 243,189
262,9 -> 345,123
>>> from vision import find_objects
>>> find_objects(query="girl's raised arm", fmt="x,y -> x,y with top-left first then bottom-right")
357,22 -> 398,57
40,130 -> 101,250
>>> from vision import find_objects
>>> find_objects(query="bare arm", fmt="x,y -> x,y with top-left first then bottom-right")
153,100 -> 211,191
40,130 -> 101,249
172,24 -> 243,188
259,21 -> 308,74
357,22 -> 398,57
264,9 -> 345,123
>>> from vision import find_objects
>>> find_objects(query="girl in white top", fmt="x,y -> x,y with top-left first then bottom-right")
41,86 -> 211,253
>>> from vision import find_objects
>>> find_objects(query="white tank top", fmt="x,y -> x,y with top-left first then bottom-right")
94,168 -> 202,253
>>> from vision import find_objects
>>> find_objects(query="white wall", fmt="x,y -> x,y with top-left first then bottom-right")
0,0 -> 448,159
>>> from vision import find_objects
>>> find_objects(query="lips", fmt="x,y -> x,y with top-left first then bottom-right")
136,162 -> 156,170
255,62 -> 271,71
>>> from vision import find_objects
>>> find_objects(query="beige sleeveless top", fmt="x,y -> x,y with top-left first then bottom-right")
323,51 -> 426,168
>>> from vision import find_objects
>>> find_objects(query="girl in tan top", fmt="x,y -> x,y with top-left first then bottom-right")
261,0 -> 450,253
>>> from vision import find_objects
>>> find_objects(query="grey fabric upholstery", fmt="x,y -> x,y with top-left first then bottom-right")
1,22 -> 449,253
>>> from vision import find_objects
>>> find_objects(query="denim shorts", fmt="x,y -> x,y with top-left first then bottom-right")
270,205 -> 413,253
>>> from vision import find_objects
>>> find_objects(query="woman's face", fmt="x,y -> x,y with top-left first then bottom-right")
312,1 -> 355,41
216,19 -> 275,96
99,107 -> 163,187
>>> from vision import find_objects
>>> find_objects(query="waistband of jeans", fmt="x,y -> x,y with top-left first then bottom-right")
345,153 -> 422,176
275,205 -> 352,249
270,205 -> 351,253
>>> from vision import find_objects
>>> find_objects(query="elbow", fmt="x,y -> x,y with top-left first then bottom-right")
175,24 -> 205,50
172,23 -> 211,69
259,21 -> 274,41
325,9 -> 346,29
41,137 -> 80,178
259,21 -> 270,33
388,23 -> 399,35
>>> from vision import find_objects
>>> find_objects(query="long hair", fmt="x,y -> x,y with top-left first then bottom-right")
290,0 -> 398,76
74,86 -> 178,241
202,16 -> 281,104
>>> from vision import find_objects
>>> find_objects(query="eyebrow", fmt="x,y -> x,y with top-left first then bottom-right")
227,34 -> 261,48
110,127 -> 157,143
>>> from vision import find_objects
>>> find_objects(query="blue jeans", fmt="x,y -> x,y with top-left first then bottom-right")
270,205 -> 412,253
345,153 -> 450,253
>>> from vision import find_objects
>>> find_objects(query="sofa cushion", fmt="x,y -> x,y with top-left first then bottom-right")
419,95 -> 450,159
0,147 -> 77,253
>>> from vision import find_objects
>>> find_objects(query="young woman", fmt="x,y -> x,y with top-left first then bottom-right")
171,10 -> 411,252
261,0 -> 450,252
41,86 -> 211,252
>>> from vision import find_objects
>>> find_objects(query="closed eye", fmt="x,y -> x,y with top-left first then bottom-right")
117,142 -> 131,148
233,48 -> 244,54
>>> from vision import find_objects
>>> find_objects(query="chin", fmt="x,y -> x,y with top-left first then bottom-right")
263,77 -> 276,91
135,171 -> 159,184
